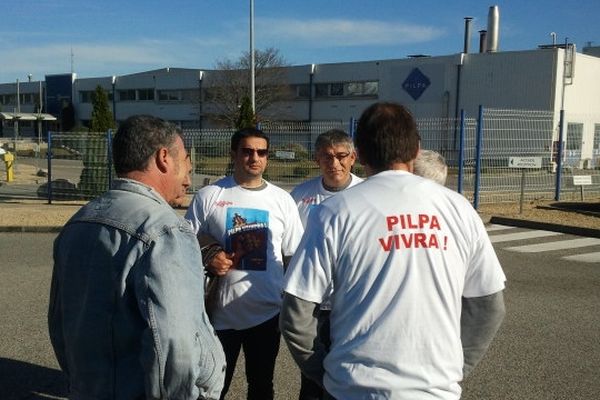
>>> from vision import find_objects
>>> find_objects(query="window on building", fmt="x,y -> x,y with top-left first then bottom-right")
158,90 -> 179,101
566,123 -> 583,151
183,89 -> 197,102
330,83 -> 344,96
345,82 -> 363,96
20,93 -> 34,104
363,81 -> 379,95
157,89 -> 199,102
0,94 -> 13,105
296,84 -> 310,98
137,89 -> 154,101
315,84 -> 329,98
79,91 -> 92,103
594,124 -> 600,152
313,81 -> 379,98
118,90 -> 136,101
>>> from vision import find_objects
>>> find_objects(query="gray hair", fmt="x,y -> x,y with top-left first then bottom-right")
414,149 -> 447,185
314,129 -> 354,154
113,115 -> 182,175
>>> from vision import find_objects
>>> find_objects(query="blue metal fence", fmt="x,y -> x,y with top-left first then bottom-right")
3,108 -> 598,205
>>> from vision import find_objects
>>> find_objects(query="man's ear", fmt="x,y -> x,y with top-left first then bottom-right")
155,147 -> 170,173
349,150 -> 357,165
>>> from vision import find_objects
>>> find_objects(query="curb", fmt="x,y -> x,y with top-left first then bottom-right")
0,226 -> 63,233
489,216 -> 600,238
2,217 -> 599,238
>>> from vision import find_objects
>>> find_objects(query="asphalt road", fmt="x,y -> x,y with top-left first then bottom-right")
1,232 -> 599,399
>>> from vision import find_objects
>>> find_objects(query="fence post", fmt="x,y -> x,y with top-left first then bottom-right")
348,117 -> 356,138
190,135 -> 196,190
554,109 -> 565,201
47,130 -> 53,205
473,105 -> 484,209
457,109 -> 466,194
107,129 -> 113,190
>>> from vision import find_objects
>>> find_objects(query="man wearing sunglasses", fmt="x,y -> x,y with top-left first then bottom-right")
290,129 -> 363,400
185,127 -> 304,400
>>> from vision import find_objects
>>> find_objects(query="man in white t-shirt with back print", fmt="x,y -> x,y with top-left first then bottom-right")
281,102 -> 506,400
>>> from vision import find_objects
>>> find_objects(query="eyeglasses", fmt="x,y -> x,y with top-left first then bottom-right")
240,147 -> 269,157
318,152 -> 351,162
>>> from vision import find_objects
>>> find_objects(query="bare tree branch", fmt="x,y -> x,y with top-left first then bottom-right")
206,48 -> 293,127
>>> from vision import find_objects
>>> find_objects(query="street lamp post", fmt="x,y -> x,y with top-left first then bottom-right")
37,79 -> 43,168
308,64 -> 316,123
198,70 -> 204,129
250,0 -> 255,114
111,75 -> 117,125
14,78 -> 20,153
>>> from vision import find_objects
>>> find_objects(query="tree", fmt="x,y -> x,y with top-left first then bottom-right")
90,85 -> 115,132
235,96 -> 257,130
208,47 -> 293,127
78,85 -> 115,199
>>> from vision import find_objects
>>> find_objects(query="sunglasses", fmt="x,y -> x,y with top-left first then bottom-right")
240,147 -> 269,157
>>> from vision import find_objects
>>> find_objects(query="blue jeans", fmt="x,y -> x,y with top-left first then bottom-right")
217,314 -> 280,400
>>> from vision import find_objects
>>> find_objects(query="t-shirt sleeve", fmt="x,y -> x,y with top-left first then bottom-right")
463,221 -> 506,298
283,206 -> 332,304
281,193 -> 305,257
184,187 -> 213,235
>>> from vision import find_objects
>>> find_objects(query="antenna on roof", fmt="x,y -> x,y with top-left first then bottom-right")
71,47 -> 74,74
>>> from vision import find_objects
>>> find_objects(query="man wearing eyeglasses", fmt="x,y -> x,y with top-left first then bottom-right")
291,129 -> 364,228
185,127 -> 304,400
289,129 -> 363,400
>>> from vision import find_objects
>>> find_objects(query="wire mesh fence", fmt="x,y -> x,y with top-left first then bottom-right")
2,108 -> 599,204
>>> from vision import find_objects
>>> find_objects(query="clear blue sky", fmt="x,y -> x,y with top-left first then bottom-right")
2,0 -> 598,83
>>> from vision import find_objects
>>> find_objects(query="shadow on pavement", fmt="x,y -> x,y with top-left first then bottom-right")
0,358 -> 68,399
541,201 -> 600,217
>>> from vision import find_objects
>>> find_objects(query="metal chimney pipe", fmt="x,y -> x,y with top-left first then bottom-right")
486,5 -> 500,52
479,30 -> 488,53
463,17 -> 473,53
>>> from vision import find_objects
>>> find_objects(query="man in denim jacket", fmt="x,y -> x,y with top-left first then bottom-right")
48,115 -> 226,399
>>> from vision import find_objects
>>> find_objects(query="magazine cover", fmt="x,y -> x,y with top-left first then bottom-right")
225,207 -> 269,270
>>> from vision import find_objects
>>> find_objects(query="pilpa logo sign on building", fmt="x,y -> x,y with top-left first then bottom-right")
402,68 -> 431,100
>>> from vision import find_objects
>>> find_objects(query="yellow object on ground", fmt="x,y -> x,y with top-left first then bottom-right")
2,151 -> 14,182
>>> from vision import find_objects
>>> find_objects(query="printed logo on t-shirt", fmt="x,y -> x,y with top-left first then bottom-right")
301,196 -> 317,205
378,213 -> 449,251
225,207 -> 269,270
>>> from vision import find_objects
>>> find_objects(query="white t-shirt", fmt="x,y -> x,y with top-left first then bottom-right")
290,173 -> 363,228
284,170 -> 506,400
186,176 -> 304,330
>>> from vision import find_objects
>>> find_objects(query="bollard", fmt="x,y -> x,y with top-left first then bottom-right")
2,151 -> 15,182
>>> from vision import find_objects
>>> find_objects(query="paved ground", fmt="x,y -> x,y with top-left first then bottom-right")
2,228 -> 599,399
0,192 -> 598,399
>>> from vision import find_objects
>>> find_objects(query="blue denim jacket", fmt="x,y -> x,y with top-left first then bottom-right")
48,179 -> 226,400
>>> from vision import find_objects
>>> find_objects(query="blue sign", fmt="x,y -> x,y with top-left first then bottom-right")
402,68 -> 430,100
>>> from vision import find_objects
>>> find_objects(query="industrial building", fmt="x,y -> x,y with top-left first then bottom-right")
1,6 -> 599,165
